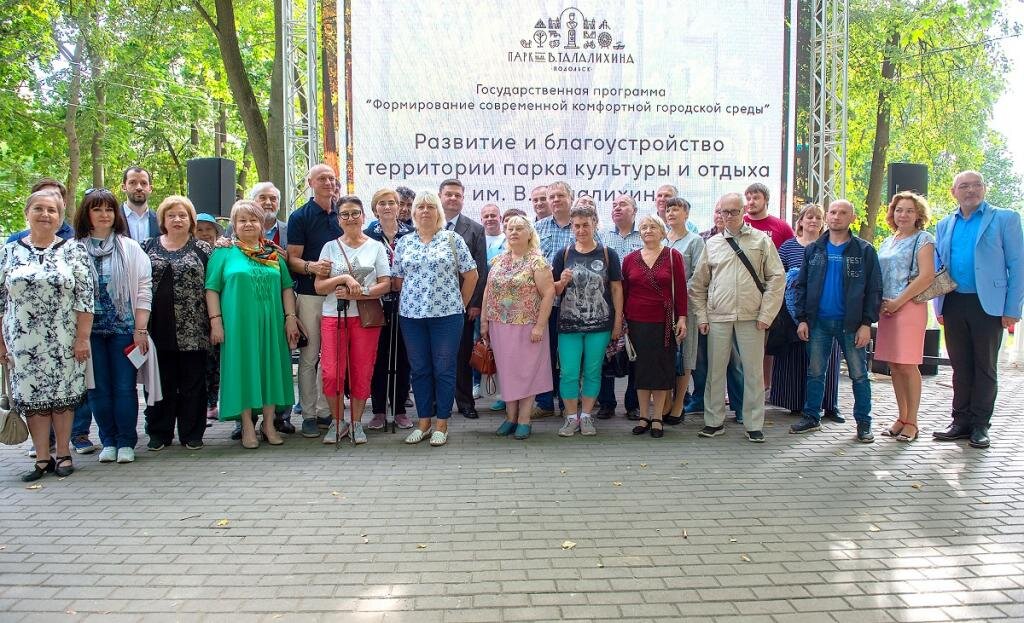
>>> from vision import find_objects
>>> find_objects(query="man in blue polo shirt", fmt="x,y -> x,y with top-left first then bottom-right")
286,164 -> 342,439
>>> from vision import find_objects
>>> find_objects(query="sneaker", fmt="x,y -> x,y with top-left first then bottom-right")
625,408 -> 641,421
824,410 -> 846,423
367,413 -> 387,430
558,416 -> 580,437
698,425 -> 725,438
293,402 -> 303,415
857,422 -> 875,443
395,414 -> 414,429
322,421 -> 350,444
300,418 -> 320,438
595,404 -> 615,420
147,438 -> 166,451
472,384 -> 482,399
97,446 -> 117,463
72,435 -> 98,455
790,416 -> 822,435
231,422 -> 243,440
579,415 -> 597,436
352,423 -> 367,444
745,430 -> 765,443
532,406 -> 556,419
316,415 -> 333,430
490,400 -> 506,411
116,447 -> 136,463
185,441 -> 204,450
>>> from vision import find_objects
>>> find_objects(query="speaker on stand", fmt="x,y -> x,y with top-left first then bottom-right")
887,163 -> 928,200
187,158 -> 237,217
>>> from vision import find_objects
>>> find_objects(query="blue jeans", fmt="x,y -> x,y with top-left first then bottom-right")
88,333 -> 140,448
400,314 -> 463,420
71,402 -> 93,438
803,319 -> 871,424
686,332 -> 744,416
598,366 -> 639,410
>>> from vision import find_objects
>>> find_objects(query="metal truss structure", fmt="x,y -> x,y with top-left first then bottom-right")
808,0 -> 849,206
282,0 -> 321,212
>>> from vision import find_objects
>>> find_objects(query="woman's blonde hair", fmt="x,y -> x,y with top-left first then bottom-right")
637,214 -> 667,239
156,195 -> 197,235
370,188 -> 398,217
794,203 -> 824,237
502,215 -> 540,251
229,200 -> 265,237
412,191 -> 445,235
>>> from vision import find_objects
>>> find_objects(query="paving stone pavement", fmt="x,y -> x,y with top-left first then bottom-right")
1,362 -> 1023,623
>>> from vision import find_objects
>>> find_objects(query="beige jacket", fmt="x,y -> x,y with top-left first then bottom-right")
688,224 -> 785,325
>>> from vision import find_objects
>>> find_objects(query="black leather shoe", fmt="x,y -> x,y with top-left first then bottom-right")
594,405 -> 615,420
461,406 -> 479,419
968,426 -> 990,448
275,417 -> 296,435
933,423 -> 972,441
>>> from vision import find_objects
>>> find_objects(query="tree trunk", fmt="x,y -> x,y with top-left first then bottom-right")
63,34 -> 86,208
215,101 -> 225,158
88,42 -> 106,189
266,0 -> 286,193
164,136 -> 185,194
860,31 -> 899,243
238,141 -> 252,196
193,0 -> 270,180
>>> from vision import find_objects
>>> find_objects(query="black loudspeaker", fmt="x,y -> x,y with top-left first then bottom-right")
187,158 -> 236,217
887,163 -> 928,200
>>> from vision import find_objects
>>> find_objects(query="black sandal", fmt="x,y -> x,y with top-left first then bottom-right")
54,455 -> 74,478
21,458 -> 55,483
664,413 -> 684,425
632,418 -> 652,435
651,420 -> 665,438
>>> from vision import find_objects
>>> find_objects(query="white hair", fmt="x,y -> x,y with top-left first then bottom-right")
249,182 -> 281,200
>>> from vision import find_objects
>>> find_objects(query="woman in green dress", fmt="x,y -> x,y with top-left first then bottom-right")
206,200 -> 300,449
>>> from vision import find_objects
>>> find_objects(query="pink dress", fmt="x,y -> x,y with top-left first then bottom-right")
484,251 -> 552,401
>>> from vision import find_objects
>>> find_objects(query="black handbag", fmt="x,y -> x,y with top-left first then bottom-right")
724,237 -> 796,356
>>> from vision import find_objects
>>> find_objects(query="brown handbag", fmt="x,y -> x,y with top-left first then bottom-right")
0,363 -> 29,446
469,338 -> 497,375
336,240 -> 386,328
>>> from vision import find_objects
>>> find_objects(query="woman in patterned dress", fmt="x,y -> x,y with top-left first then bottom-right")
392,191 -> 478,447
1,190 -> 94,481
480,215 -> 555,439
142,196 -> 212,451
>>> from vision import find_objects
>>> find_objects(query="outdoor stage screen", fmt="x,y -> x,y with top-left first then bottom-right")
340,1 -> 789,228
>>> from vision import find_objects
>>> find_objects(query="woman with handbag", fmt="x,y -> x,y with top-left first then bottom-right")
621,215 -> 687,438
1,190 -> 93,481
876,192 -> 936,442
205,200 -> 300,449
314,195 -> 390,445
480,215 -> 555,439
552,205 -> 623,438
392,191 -> 478,447
72,188 -> 153,465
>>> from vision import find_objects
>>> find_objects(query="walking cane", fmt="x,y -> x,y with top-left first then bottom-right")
343,293 -> 355,447
335,293 -> 344,451
386,303 -> 399,434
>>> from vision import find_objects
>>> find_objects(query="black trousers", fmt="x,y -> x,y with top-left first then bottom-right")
455,312 -> 475,411
145,349 -> 207,445
370,300 -> 411,416
942,292 -> 1004,429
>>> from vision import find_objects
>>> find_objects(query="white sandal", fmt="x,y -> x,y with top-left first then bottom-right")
404,428 -> 431,444
429,431 -> 448,447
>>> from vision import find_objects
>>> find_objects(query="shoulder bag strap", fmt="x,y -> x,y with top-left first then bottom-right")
725,236 -> 765,294
336,238 -> 353,275
907,232 -> 922,283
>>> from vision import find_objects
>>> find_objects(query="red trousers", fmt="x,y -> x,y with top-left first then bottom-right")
320,316 -> 381,400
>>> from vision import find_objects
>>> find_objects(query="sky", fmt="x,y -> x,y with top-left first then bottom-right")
991,1 -> 1024,181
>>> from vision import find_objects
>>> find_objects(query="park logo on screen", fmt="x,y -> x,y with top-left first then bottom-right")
508,8 -> 634,71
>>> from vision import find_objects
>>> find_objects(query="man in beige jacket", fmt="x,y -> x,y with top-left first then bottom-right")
689,193 -> 785,441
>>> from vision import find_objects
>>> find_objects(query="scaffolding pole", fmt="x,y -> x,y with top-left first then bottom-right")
808,0 -> 848,206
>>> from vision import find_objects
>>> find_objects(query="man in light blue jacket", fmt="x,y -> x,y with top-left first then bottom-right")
932,170 -> 1023,449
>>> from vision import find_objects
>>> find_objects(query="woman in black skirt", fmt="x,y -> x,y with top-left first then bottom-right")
620,215 -> 688,438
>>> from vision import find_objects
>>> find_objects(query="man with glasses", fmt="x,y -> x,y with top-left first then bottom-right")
689,193 -> 784,442
932,170 -> 1023,448
286,164 -> 342,438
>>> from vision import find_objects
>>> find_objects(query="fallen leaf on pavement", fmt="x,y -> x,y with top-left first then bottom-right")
683,530 -> 688,539
640,463 -> 648,469
612,482 -> 622,487
868,525 -> 880,532
911,483 -> 924,490
729,538 -> 737,543
740,554 -> 752,562
331,491 -> 342,497
417,543 -> 427,549
216,519 -> 229,526
561,540 -> 576,550
25,484 -> 42,490
560,469 -> 567,475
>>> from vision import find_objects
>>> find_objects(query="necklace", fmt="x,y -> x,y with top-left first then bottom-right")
27,236 -> 58,263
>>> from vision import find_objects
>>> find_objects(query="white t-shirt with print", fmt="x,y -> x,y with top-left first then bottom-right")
317,237 -> 391,316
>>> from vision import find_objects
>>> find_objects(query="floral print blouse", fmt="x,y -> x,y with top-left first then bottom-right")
484,251 -> 549,325
392,230 -> 476,318
144,236 -> 211,352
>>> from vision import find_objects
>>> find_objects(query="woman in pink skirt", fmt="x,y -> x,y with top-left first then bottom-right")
480,216 -> 555,439
876,191 -> 936,442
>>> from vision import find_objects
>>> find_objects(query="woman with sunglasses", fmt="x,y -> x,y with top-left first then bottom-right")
72,188 -> 154,464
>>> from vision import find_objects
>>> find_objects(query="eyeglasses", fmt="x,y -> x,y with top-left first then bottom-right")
720,209 -> 742,216
338,211 -> 363,220
956,182 -> 983,190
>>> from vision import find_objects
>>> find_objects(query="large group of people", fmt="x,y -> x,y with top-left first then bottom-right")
2,167 -> 1021,483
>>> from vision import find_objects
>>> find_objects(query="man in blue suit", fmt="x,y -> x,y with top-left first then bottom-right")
933,170 -> 1023,448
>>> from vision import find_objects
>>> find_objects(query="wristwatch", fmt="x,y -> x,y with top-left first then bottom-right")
361,286 -> 370,297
